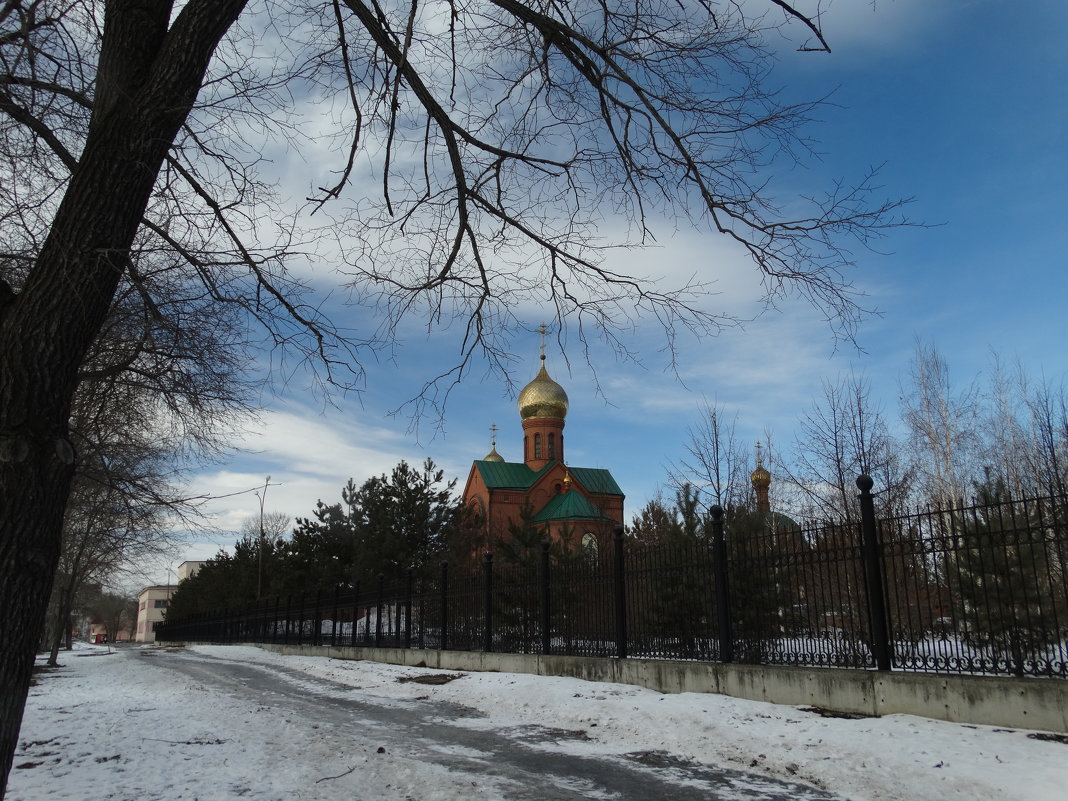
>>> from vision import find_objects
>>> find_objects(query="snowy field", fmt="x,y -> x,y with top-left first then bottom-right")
8,642 -> 1067,801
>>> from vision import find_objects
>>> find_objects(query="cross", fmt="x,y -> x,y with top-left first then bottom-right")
755,441 -> 764,465
535,322 -> 550,357
489,423 -> 498,447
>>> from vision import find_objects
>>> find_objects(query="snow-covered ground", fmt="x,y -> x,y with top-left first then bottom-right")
8,642 -> 1067,800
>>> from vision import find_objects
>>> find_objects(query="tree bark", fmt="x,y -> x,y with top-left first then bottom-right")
47,577 -> 80,667
0,3 -> 249,795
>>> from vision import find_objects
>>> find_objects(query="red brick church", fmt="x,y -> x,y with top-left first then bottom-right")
461,352 -> 624,555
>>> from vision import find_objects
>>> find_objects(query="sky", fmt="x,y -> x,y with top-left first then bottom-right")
132,1 -> 1068,587
10,642 -> 1067,800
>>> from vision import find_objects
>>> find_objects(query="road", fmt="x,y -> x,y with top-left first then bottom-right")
142,648 -> 844,801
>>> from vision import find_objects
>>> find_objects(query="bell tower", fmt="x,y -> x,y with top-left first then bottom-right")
751,442 -> 771,513
517,324 -> 567,471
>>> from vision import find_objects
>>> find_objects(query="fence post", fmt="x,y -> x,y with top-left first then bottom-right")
356,580 -> 365,649
313,588 -> 322,646
612,525 -> 627,659
296,592 -> 305,645
283,595 -> 292,644
857,474 -> 892,671
710,505 -> 733,663
440,561 -> 449,651
331,584 -> 340,647
540,539 -> 551,655
375,573 -> 384,648
483,551 -> 494,653
404,568 -> 414,649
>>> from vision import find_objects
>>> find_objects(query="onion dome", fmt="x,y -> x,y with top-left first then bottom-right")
751,462 -> 771,490
483,445 -> 504,463
751,444 -> 771,490
518,356 -> 569,420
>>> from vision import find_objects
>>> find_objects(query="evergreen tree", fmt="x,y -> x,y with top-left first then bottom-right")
166,536 -> 286,617
725,505 -> 796,663
633,486 -> 716,659
288,482 -> 364,592
952,476 -> 1063,676
346,459 -> 466,586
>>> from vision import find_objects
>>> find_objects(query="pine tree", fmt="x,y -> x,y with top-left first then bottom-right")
951,477 -> 1062,676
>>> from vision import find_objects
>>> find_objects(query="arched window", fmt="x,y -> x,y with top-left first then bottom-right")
581,532 -> 599,562
534,433 -> 542,459
548,432 -> 555,459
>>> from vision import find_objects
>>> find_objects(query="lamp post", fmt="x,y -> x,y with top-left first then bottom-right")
256,475 -> 271,600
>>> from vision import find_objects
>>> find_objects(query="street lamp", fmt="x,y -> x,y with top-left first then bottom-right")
256,475 -> 271,600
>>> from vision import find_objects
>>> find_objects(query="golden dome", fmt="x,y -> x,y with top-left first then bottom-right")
751,443 -> 771,489
518,356 -> 569,420
483,445 -> 504,462
751,463 -> 771,489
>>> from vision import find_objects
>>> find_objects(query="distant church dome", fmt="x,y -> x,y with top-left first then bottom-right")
751,462 -> 771,490
483,445 -> 505,462
518,356 -> 569,420
751,443 -> 771,490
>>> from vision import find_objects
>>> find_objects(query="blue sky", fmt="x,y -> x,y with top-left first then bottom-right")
139,1 -> 1068,583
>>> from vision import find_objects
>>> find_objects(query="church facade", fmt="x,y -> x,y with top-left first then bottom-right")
461,354 -> 624,554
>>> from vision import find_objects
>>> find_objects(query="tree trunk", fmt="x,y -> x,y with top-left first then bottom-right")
47,583 -> 75,667
0,4 -> 249,795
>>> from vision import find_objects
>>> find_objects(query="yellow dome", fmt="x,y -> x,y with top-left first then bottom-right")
751,443 -> 771,489
751,463 -> 771,489
518,357 -> 569,420
483,445 -> 505,462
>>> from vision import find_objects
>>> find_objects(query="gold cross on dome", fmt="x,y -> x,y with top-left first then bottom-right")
535,322 -> 550,357
489,423 -> 498,447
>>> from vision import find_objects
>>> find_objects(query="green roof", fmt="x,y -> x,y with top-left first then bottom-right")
568,467 -> 623,496
473,460 -> 623,497
533,490 -> 611,523
473,460 -> 552,489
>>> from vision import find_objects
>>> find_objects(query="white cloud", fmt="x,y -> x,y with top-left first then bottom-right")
181,400 -> 440,536
772,0 -> 951,56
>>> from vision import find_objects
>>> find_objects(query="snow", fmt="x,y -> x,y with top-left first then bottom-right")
9,642 -> 1068,800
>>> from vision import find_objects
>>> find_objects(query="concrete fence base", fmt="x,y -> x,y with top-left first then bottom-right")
202,642 -> 1068,733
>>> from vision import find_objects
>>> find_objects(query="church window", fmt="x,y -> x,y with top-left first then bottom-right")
548,433 -> 555,459
581,532 -> 599,562
534,433 -> 542,459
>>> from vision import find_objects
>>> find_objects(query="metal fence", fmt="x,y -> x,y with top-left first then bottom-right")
157,479 -> 1068,679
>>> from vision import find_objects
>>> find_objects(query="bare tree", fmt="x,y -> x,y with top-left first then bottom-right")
1026,379 -> 1068,499
0,2 -> 909,791
239,511 -> 292,544
240,510 -> 291,600
979,355 -> 1037,498
900,343 -> 981,507
786,373 -> 907,521
668,399 -> 750,509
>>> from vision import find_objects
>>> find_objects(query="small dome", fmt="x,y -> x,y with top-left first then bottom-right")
483,445 -> 504,463
751,443 -> 771,490
518,357 -> 569,420
751,462 -> 771,490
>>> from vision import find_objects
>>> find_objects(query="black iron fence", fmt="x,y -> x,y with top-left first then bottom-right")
158,479 -> 1068,679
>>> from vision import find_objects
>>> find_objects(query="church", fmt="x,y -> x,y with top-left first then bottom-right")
461,352 -> 624,555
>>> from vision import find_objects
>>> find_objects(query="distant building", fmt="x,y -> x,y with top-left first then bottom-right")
134,560 -> 206,643
134,586 -> 173,643
462,351 -> 624,556
177,560 -> 205,581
